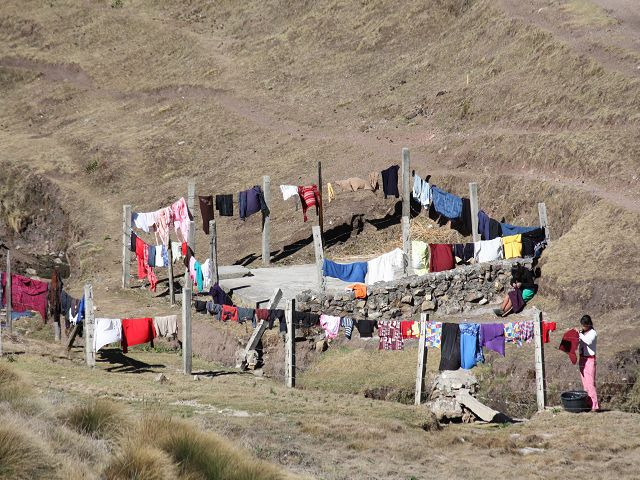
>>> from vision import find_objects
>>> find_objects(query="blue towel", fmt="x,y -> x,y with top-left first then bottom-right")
500,223 -> 538,236
431,186 -> 462,220
322,259 -> 368,283
147,244 -> 156,267
459,323 -> 483,369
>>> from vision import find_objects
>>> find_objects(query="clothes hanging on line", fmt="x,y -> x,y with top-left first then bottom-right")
292,311 -> 320,328
431,186 -> 462,220
131,197 -> 190,245
237,307 -> 255,324
221,305 -> 239,322
199,195 -> 215,234
460,323 -> 483,369
48,269 -> 62,326
320,314 -> 341,339
502,234 -> 523,259
1,272 -> 49,323
541,320 -> 557,344
280,185 -> 299,201
521,227 -> 546,258
504,320 -> 533,346
210,284 -> 233,306
153,315 -> 178,337
366,248 -> 404,284
411,240 -> 429,275
412,175 -> 431,209
130,231 -> 138,253
135,236 -> 157,291
215,194 -> 234,216
450,197 -> 472,236
453,243 -> 475,263
147,245 -> 156,267
170,241 -> 183,263
439,322 -> 461,370
121,317 -> 156,353
378,320 -> 404,350
323,259 -> 368,283
500,223 -> 538,236
132,212 -> 155,233
478,210 -> 502,240
356,319 -> 375,338
327,183 -> 336,203
201,259 -> 211,290
298,185 -> 321,222
239,186 -> 269,220
479,323 -> 505,356
474,237 -> 504,263
400,320 -> 419,339
341,317 -> 354,339
94,318 -> 122,352
425,321 -> 442,348
429,244 -> 455,273
380,165 -> 400,198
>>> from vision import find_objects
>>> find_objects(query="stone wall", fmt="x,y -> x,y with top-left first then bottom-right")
296,259 -> 533,320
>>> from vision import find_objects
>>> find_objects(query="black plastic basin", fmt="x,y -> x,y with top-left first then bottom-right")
561,390 -> 590,413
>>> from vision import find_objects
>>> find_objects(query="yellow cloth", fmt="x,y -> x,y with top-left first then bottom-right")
327,183 -> 336,204
411,240 -> 429,275
502,234 -> 523,259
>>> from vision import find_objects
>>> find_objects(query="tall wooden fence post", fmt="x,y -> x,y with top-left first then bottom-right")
182,221 -> 195,375
401,148 -> 411,275
414,313 -> 429,405
533,308 -> 546,412
538,202 -> 551,243
469,182 -> 480,242
317,161 -> 324,244
262,175 -> 271,266
285,298 -> 296,388
209,220 -> 219,285
312,226 -> 326,294
6,251 -> 11,335
122,205 -> 131,289
84,284 -> 95,367
168,240 -> 175,305
187,180 -> 196,217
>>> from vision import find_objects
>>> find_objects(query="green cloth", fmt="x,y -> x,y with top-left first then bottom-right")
411,240 -> 429,276
522,288 -> 535,302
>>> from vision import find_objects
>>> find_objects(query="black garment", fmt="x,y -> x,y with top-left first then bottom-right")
237,307 -> 255,324
453,243 -> 475,263
194,300 -> 207,313
215,194 -> 234,216
130,231 -> 138,253
450,197 -> 472,236
428,203 -> 449,227
183,246 -> 195,269
381,165 -> 400,199
267,309 -> 285,330
521,227 -> 546,257
209,284 -> 233,306
199,195 -> 215,234
293,311 -> 320,328
356,319 -> 375,338
439,322 -> 461,371
487,218 -> 502,240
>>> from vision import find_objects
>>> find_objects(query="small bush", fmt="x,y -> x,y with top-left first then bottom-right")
0,420 -> 54,480
103,446 -> 177,480
84,159 -> 100,174
62,399 -> 123,439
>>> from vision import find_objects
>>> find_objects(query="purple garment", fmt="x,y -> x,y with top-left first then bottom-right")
239,186 -> 268,220
209,284 -> 233,306
508,288 -> 525,313
480,323 -> 505,356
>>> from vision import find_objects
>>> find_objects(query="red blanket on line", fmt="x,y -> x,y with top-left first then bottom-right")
1,272 -> 49,322
121,317 -> 156,353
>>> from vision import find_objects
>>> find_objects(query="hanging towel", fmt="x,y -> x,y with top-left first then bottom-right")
171,197 -> 190,243
425,321 -> 443,348
280,185 -> 299,201
479,323 -> 505,356
431,186 -> 462,220
341,317 -> 354,339
366,248 -> 404,284
215,194 -> 234,216
323,259 -> 368,283
380,165 -> 400,198
153,315 -> 178,337
378,320 -> 404,350
131,212 -> 155,233
411,240 -> 429,275
298,185 -> 321,222
170,241 -> 183,263
401,320 -> 419,339
327,182 -> 336,203
121,318 -> 156,353
199,195 -> 215,234
320,314 -> 341,339
429,244 -> 455,273
412,175 -> 431,208
460,323 -> 482,369
500,223 -> 538,236
94,318 -> 122,352
478,210 -> 502,240
474,237 -> 504,263
1,273 -> 49,323
502,234 -> 523,259
439,322 -> 461,370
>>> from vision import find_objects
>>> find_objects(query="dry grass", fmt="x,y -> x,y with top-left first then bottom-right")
560,0 -> 618,27
62,399 -> 124,439
103,445 -> 178,480
0,418 -> 55,480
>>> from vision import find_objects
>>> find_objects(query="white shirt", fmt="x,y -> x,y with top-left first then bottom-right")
366,248 -> 404,284
94,318 -> 122,352
280,185 -> 299,201
579,329 -> 597,356
474,238 -> 504,263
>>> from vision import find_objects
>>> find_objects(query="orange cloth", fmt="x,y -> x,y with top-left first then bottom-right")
347,283 -> 367,299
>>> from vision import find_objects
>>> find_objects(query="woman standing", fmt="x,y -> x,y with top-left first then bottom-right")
576,315 -> 599,411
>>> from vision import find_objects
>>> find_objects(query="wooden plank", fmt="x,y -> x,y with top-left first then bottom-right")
66,324 -> 80,351
122,205 -> 131,289
538,202 -> 551,243
285,298 -> 296,388
414,313 -> 429,405
312,225 -> 326,294
317,161 -> 324,243
262,175 -> 271,266
6,251 -> 11,335
238,288 -> 283,370
209,220 -> 219,285
469,182 -> 480,242
533,308 -> 546,412
401,148 -> 411,275
182,220 -> 195,375
168,240 -> 175,305
84,284 -> 95,367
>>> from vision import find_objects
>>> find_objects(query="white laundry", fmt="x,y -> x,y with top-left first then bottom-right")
202,258 -> 212,290
171,241 -> 183,263
155,245 -> 166,267
474,237 -> 504,263
94,318 -> 122,352
320,314 -> 341,339
132,212 -> 156,233
280,185 -> 299,201
366,248 -> 405,284
412,175 -> 431,208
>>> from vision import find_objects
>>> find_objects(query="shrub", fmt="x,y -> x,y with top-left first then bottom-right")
62,399 -> 123,439
0,419 -> 54,480
103,446 -> 177,480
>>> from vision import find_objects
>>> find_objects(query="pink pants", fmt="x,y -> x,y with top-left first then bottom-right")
579,355 -> 599,411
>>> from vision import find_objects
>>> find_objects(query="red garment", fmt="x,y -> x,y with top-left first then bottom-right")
182,242 -> 188,256
378,320 -> 404,350
298,185 -> 321,222
429,244 -> 455,273
559,329 -> 579,365
542,321 -> 557,344
121,317 -> 156,353
221,305 -> 239,322
400,320 -> 418,339
135,236 -> 158,292
1,272 -> 49,322
255,309 -> 269,321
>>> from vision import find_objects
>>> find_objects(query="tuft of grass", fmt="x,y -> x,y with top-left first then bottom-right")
103,445 -> 177,480
0,363 -> 39,414
0,419 -> 55,480
62,399 -> 123,439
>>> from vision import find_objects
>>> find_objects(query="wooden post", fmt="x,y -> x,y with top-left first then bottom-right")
84,284 -> 95,367
209,220 -> 219,285
469,182 -> 480,242
285,298 -> 296,388
122,205 -> 131,289
317,161 -> 324,243
238,288 -> 282,370
66,325 -> 80,351
6,251 -> 11,335
182,220 -> 195,375
312,226 -> 326,294
414,313 -> 429,405
538,202 -> 551,243
262,175 -> 271,266
168,241 -> 175,305
54,320 -> 61,342
187,180 -> 196,218
533,308 -> 546,412
401,148 -> 411,275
